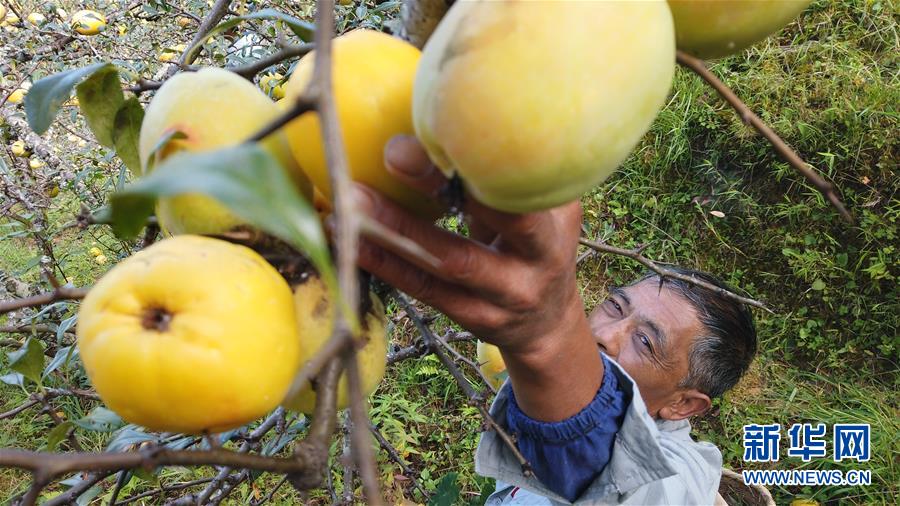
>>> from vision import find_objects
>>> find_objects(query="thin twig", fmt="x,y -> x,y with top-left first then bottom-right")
231,44 -> 315,78
369,423 -> 429,499
113,477 -> 215,505
0,286 -> 89,316
397,295 -> 533,477
676,50 -> 852,222
578,237 -> 772,312
344,349 -> 383,505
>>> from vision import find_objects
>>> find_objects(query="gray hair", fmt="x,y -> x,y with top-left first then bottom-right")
637,268 -> 758,399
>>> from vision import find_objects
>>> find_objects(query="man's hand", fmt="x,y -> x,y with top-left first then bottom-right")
350,135 -> 603,421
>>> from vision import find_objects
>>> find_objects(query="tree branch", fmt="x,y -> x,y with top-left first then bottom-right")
369,422 -> 429,499
676,50 -> 852,223
396,295 -> 533,477
0,286 -> 89,316
579,237 -> 771,312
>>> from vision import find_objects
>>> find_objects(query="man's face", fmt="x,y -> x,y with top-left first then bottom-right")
588,278 -> 710,420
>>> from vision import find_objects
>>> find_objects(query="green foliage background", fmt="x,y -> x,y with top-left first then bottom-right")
0,0 -> 897,504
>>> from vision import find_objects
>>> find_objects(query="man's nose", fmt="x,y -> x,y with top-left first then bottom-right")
595,324 -> 625,359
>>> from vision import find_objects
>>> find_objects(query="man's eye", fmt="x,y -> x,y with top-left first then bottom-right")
638,333 -> 653,352
607,298 -> 623,316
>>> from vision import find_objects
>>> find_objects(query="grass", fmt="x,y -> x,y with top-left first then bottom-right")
1,0 -> 898,504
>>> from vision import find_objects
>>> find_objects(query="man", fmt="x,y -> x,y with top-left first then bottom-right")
349,136 -> 757,504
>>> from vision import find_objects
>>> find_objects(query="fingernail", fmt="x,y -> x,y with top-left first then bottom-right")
384,135 -> 428,178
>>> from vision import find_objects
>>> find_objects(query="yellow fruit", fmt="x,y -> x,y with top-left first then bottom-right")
282,275 -> 387,415
71,10 -> 106,35
477,341 -> 507,390
94,254 -> 107,265
177,16 -> 191,28
259,73 -> 285,100
5,13 -> 20,25
26,12 -> 45,26
157,51 -> 177,63
47,185 -> 59,198
8,88 -> 26,104
11,140 -> 29,157
138,67 -> 312,235
284,30 -> 442,217
117,24 -> 126,36
414,1 -> 675,213
0,5 -> 6,20
29,158 -> 45,170
76,236 -> 300,433
89,247 -> 102,257
790,500 -> 820,506
668,0 -> 812,59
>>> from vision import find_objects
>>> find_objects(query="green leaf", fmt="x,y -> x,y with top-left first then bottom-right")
145,129 -> 187,174
110,144 -> 333,282
428,472 -> 460,506
25,62 -> 113,134
7,338 -> 45,386
75,407 -> 124,432
45,421 -> 73,451
112,97 -> 145,175
811,279 -> 826,291
189,9 -> 314,58
75,66 -> 125,147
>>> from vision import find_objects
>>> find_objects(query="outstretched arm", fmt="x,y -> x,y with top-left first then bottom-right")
352,136 -> 602,422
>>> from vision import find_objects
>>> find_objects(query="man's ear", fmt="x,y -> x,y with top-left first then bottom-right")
657,389 -> 711,421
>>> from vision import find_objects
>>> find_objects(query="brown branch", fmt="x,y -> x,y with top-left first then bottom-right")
176,0 -> 233,70
0,446 -> 321,484
676,50 -> 852,223
369,422 -> 429,499
0,286 -> 89,316
344,349 -> 383,506
113,477 -> 216,505
386,331 -> 474,365
578,237 -> 772,312
0,399 -> 41,421
397,295 -> 533,477
231,44 -> 315,78
42,471 -> 116,506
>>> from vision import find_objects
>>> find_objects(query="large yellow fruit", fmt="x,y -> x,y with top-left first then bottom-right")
139,67 -> 311,235
477,341 -> 507,390
668,0 -> 812,59
283,29 -> 442,217
71,10 -> 106,35
76,236 -> 300,434
413,1 -> 675,213
282,275 -> 387,414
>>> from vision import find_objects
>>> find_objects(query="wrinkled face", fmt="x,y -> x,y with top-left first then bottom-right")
588,279 -> 707,419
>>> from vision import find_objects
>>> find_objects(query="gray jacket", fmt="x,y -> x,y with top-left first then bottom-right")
475,358 -> 722,505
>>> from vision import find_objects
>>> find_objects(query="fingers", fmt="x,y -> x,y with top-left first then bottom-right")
384,135 -> 449,200
353,184 -> 513,300
384,135 -> 577,257
356,237 -> 505,330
